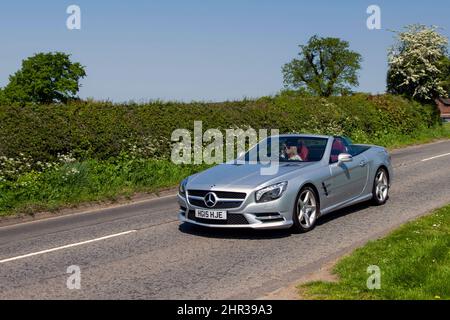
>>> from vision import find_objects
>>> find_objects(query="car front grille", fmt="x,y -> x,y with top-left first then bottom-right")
187,190 -> 246,199
188,199 -> 243,209
187,190 -> 247,209
187,210 -> 249,225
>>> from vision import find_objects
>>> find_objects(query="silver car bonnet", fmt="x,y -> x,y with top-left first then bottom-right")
187,162 -> 316,189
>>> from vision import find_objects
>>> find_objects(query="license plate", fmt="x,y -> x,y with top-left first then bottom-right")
195,209 -> 227,220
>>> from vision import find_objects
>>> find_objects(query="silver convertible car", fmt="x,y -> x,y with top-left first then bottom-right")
178,134 -> 393,233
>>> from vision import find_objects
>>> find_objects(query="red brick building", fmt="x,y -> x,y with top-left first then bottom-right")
436,97 -> 450,122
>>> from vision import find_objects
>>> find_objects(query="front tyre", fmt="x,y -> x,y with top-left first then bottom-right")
292,186 -> 320,233
372,167 -> 389,205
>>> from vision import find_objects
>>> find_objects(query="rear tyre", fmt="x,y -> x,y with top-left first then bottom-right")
372,167 -> 389,205
292,186 -> 320,233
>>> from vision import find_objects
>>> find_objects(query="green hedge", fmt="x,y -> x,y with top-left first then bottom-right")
0,94 -> 440,164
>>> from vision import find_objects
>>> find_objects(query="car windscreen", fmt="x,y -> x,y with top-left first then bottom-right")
244,137 -> 328,163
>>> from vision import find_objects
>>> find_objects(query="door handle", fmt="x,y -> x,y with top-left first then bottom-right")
359,160 -> 367,167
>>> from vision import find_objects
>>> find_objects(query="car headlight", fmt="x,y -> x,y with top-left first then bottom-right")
179,178 -> 188,197
255,182 -> 288,203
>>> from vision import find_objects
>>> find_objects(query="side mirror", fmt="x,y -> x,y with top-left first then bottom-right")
338,153 -> 353,163
237,151 -> 245,160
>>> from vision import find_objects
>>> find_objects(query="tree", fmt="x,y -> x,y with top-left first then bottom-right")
0,88 -> 5,105
439,56 -> 450,96
387,25 -> 448,102
2,52 -> 86,105
282,35 -> 362,97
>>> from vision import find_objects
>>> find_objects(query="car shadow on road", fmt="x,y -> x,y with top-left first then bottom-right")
178,223 -> 292,240
316,201 -> 372,226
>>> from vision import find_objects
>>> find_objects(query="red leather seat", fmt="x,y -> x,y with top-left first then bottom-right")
330,139 -> 347,163
299,145 -> 309,161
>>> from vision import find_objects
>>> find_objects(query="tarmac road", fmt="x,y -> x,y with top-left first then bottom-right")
1,140 -> 450,299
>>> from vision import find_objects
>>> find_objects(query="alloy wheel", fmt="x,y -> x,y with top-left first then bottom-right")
375,170 -> 389,202
297,189 -> 317,229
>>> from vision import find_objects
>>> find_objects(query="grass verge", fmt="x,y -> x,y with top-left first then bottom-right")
0,159 -> 209,217
374,122 -> 450,150
299,204 -> 450,300
0,123 -> 449,218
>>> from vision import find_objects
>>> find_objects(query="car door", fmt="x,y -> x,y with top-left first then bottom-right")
324,137 -> 369,206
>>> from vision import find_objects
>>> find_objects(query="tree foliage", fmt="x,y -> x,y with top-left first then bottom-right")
439,56 -> 450,96
387,25 -> 449,101
2,52 -> 86,105
282,36 -> 362,97
0,88 -> 6,105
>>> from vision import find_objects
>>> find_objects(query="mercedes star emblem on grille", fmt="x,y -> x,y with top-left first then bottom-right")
204,192 -> 217,208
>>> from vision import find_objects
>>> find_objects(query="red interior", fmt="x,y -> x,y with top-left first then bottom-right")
299,144 -> 309,161
330,139 -> 347,163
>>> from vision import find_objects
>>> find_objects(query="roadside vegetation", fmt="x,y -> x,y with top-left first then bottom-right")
0,24 -> 448,218
0,156 -> 208,216
299,204 -> 450,300
387,25 -> 449,103
0,95 -> 448,217
0,94 -> 442,163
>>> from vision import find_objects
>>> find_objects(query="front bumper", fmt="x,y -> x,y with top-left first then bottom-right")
177,193 -> 293,230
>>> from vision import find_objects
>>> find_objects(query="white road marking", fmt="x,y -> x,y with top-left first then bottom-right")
421,152 -> 450,162
0,230 -> 137,264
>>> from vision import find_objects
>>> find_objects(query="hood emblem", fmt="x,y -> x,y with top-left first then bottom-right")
204,192 -> 218,208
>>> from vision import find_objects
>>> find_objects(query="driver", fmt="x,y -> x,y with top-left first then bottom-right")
284,142 -> 303,161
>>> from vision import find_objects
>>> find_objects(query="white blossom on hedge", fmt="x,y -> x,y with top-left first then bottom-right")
387,24 -> 448,101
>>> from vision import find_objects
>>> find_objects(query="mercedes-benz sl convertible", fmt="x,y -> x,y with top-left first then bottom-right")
178,134 -> 393,233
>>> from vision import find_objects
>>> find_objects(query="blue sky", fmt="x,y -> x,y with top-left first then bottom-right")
0,0 -> 449,102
